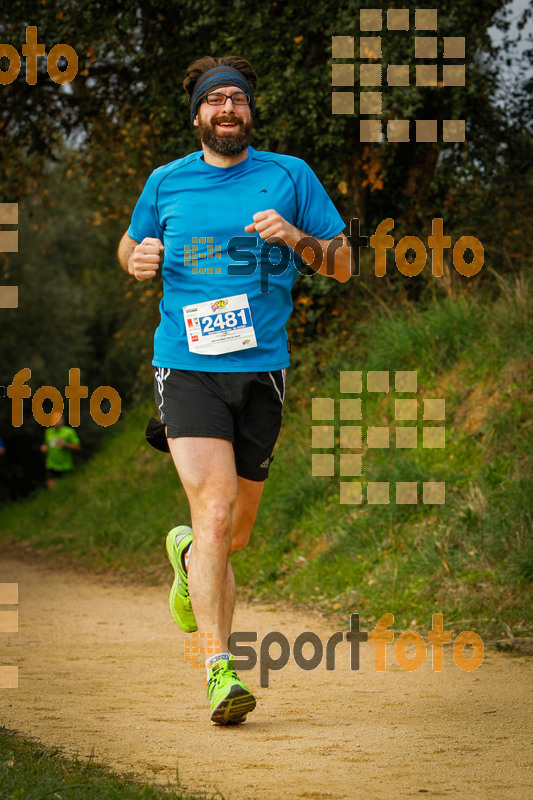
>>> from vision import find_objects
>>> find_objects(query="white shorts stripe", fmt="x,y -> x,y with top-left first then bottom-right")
155,367 -> 170,422
268,370 -> 284,406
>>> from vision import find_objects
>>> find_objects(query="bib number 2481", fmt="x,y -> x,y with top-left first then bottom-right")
200,307 -> 251,335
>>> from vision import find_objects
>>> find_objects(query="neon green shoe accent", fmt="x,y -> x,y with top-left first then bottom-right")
207,657 -> 256,725
166,526 -> 196,632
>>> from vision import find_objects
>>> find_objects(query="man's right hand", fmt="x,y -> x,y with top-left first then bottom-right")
129,237 -> 164,281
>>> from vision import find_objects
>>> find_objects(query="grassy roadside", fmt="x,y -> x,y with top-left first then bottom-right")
0,728 -> 219,800
0,275 -> 531,640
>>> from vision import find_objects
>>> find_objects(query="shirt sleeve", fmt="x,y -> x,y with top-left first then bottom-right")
294,160 -> 345,240
64,427 -> 80,445
128,170 -> 164,243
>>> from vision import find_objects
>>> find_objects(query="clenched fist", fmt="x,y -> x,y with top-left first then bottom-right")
244,209 -> 300,249
129,237 -> 164,281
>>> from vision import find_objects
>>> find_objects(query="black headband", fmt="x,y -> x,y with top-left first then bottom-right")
190,66 -> 255,122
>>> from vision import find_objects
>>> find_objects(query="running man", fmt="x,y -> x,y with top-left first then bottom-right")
118,55 -> 354,724
40,412 -> 81,489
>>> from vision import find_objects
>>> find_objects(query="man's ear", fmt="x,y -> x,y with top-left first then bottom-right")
193,115 -> 199,128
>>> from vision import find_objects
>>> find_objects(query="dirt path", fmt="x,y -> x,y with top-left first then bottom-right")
1,556 -> 532,800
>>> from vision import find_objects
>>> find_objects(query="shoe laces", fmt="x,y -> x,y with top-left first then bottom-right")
209,661 -> 237,686
178,568 -> 191,603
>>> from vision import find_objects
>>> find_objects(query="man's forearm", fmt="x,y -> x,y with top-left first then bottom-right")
245,210 -> 354,283
118,232 -> 137,274
285,228 -> 354,283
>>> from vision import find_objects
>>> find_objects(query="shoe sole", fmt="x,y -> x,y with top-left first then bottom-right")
166,528 -> 197,633
210,687 -> 257,725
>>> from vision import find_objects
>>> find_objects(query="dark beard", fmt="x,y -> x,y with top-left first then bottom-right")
197,115 -> 253,156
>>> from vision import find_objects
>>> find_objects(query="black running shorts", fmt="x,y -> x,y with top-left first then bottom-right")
153,368 -> 286,481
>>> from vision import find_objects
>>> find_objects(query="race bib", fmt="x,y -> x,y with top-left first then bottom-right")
183,293 -> 257,356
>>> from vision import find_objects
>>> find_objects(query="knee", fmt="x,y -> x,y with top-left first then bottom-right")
195,497 -> 236,543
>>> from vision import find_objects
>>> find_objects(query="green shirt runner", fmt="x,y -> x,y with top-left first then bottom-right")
44,426 -> 80,472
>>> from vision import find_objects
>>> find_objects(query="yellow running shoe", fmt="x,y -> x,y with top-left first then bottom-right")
207,657 -> 256,725
166,526 -> 196,632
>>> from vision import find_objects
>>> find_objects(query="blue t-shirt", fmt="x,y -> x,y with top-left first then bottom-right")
128,146 -> 345,372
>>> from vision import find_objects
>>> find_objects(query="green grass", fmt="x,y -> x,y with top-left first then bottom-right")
0,404 -> 191,576
0,274 -> 531,638
0,728 -> 219,800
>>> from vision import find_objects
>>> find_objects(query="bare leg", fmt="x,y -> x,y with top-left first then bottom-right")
167,438 -> 266,650
167,437 -> 239,650
230,476 -> 265,554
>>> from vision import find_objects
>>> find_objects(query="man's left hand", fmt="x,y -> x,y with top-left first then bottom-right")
245,210 -> 299,249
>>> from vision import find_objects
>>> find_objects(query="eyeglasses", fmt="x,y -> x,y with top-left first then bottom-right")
204,92 -> 250,106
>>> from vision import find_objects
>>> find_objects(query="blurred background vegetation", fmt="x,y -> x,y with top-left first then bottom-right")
0,1 -> 531,636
